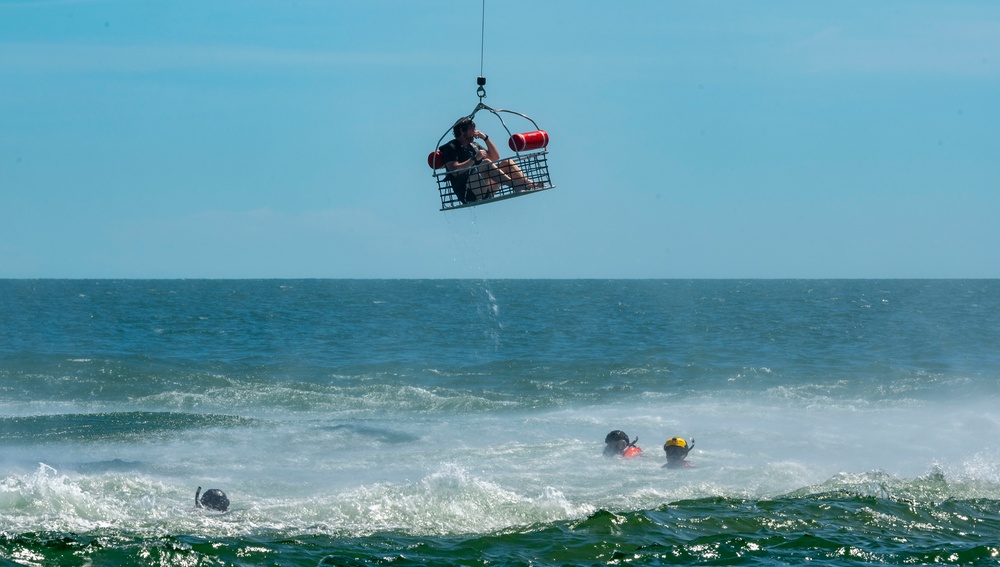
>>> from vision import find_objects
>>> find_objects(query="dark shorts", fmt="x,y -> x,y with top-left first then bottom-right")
449,168 -> 490,204
448,172 -> 474,204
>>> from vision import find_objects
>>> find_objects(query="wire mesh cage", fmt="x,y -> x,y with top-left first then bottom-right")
428,103 -> 555,211
433,150 -> 553,211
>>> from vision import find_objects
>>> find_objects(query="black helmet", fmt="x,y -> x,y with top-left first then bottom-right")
605,430 -> 630,444
196,487 -> 230,512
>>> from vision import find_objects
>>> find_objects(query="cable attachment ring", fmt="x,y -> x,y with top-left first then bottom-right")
477,76 -> 487,101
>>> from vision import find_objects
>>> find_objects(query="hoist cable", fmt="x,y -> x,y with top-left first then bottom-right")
479,0 -> 486,78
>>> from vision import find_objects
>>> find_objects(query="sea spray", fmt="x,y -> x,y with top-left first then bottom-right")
2,280 -> 999,566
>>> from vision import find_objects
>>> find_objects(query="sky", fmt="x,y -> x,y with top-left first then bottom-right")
2,0 -> 998,278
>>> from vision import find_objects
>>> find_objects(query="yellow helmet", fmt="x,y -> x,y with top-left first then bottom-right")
664,437 -> 687,450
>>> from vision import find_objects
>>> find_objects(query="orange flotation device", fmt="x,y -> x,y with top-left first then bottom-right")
623,445 -> 642,459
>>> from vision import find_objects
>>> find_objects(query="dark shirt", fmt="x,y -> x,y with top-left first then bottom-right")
439,139 -> 484,203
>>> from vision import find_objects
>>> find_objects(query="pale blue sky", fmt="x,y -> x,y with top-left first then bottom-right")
2,0 -> 998,278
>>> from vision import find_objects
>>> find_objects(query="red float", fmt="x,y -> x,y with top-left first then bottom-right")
508,130 -> 549,152
427,151 -> 445,169
623,446 -> 643,459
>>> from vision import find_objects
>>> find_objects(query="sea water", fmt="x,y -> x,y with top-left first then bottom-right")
2,279 -> 999,566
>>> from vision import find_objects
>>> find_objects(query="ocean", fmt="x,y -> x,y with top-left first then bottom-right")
2,279 -> 999,566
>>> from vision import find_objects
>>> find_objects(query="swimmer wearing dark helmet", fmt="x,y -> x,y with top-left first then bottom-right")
663,437 -> 694,468
603,430 -> 642,458
195,486 -> 230,512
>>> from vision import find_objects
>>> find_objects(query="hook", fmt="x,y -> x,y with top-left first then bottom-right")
477,76 -> 487,100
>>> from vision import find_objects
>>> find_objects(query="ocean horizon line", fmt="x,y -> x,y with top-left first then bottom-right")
2,277 -> 997,282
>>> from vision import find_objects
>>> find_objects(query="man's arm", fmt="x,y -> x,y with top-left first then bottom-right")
477,131 -> 500,161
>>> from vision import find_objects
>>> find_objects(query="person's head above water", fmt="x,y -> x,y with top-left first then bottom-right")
663,437 -> 694,467
604,430 -> 640,457
605,430 -> 629,445
195,486 -> 230,512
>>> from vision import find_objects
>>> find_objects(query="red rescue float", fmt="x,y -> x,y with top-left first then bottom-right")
427,151 -> 445,170
508,130 -> 549,152
623,445 -> 643,459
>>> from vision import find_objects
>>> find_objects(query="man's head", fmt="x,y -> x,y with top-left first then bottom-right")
453,117 -> 476,138
602,430 -> 631,456
605,430 -> 630,445
663,437 -> 688,464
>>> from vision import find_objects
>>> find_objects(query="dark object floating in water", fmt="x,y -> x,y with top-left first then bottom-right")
195,486 -> 230,512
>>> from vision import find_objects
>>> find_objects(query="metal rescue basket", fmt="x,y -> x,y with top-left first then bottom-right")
427,102 -> 555,211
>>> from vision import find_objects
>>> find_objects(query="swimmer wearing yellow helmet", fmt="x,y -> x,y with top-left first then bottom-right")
663,436 -> 694,468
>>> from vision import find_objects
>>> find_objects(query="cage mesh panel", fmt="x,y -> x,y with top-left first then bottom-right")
434,151 -> 553,211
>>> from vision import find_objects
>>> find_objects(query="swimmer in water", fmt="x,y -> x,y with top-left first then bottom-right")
195,486 -> 230,511
662,437 -> 694,468
603,430 -> 642,458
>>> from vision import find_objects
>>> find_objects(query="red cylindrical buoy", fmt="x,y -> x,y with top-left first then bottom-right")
508,130 -> 549,152
427,151 -> 445,169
